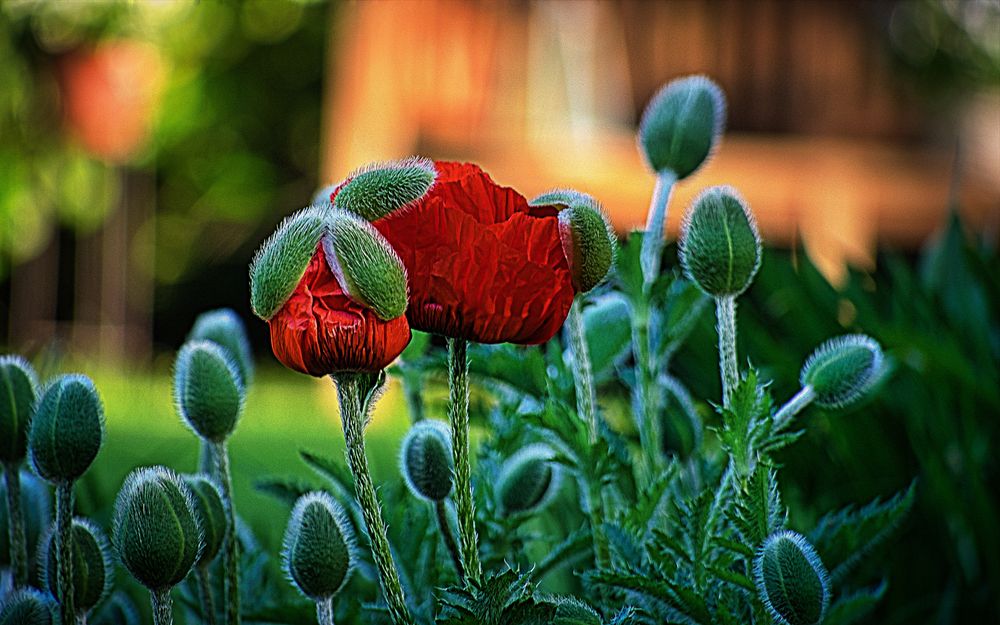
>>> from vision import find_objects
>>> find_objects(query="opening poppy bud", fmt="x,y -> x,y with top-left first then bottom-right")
28,374 -> 105,483
333,157 -> 436,221
679,186 -> 761,297
0,355 -> 38,465
323,209 -> 409,321
183,474 -> 227,567
558,201 -> 616,293
400,420 -> 454,502
92,592 -> 140,625
188,308 -> 255,387
497,444 -> 561,516
112,467 -> 203,591
639,75 -> 726,178
801,335 -> 884,409
250,205 -> 329,321
41,518 -> 112,616
174,341 -> 245,443
0,589 -> 56,625
1,471 -> 51,569
282,491 -> 354,601
754,531 -> 831,625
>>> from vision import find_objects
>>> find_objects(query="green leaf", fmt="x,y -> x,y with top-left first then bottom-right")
582,293 -> 632,378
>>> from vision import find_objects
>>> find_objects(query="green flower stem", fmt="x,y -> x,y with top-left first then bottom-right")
196,566 -> 217,625
446,338 -> 482,582
631,297 -> 663,480
199,440 -> 216,476
316,597 -> 334,625
332,373 -> 411,625
639,169 -> 677,292
151,588 -> 173,625
55,481 -> 76,625
402,368 -> 424,424
716,296 -> 738,408
2,464 -> 27,588
566,298 -> 610,568
212,442 -> 241,625
774,386 -> 817,431
435,500 -> 465,582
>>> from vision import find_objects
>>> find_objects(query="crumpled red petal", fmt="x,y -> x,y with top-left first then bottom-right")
351,161 -> 575,344
268,246 -> 411,375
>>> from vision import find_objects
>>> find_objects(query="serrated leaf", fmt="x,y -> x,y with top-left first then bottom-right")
253,477 -> 313,506
534,526 -> 592,581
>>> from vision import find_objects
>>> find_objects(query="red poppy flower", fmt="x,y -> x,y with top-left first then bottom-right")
331,162 -> 575,344
268,246 -> 411,376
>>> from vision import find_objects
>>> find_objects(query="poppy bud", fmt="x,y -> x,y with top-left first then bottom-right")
29,374 -> 104,483
250,205 -> 328,321
112,467 -> 202,591
801,335 -> 884,409
400,420 -> 454,502
497,444 -> 561,516
174,341 -> 245,443
183,474 -> 227,567
0,589 -> 56,625
323,209 -> 408,321
333,157 -> 436,221
41,518 -> 112,616
0,355 -> 38,465
754,531 -> 830,625
282,492 -> 354,601
188,308 -> 255,387
0,470 -> 51,569
679,186 -> 761,297
531,190 -> 616,294
639,75 -> 726,179
92,592 -> 140,625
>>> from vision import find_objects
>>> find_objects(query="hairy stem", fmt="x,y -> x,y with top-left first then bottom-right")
631,298 -> 662,480
3,464 -> 27,588
447,338 -> 482,581
316,596 -> 334,625
402,368 -> 425,424
435,500 -> 465,582
333,373 -> 411,625
212,442 -> 241,625
639,170 -> 678,292
716,296 -> 738,408
151,588 -> 173,625
196,566 -> 216,625
199,440 -> 216,477
55,481 -> 76,624
773,386 -> 817,431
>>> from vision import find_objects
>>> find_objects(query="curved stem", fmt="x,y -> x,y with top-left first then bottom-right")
151,588 -> 173,625
212,442 -> 241,625
773,386 -> 816,432
3,464 -> 27,588
333,373 -> 411,625
196,566 -> 217,625
55,481 -> 76,625
316,596 -> 334,625
716,296 -> 738,408
446,338 -> 482,581
639,170 -> 677,292
435,500 -> 465,582
631,297 -> 662,480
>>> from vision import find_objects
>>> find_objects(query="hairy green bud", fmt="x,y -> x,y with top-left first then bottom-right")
323,209 -> 408,320
183,474 -> 227,566
28,374 -> 105,483
754,531 -> 831,625
679,186 -> 761,297
801,335 -> 884,409
174,341 -> 244,443
400,420 -> 454,502
0,589 -> 56,625
497,444 -> 561,516
92,592 -> 140,625
282,491 -> 354,601
188,308 -> 255,387
250,205 -> 329,321
531,190 -> 617,293
639,75 -> 726,178
0,355 -> 38,465
0,470 -> 50,569
112,467 -> 203,591
41,518 -> 112,615
334,157 -> 436,221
